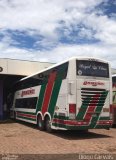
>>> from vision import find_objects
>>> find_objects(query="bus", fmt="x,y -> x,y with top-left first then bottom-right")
10,57 -> 113,132
112,76 -> 116,126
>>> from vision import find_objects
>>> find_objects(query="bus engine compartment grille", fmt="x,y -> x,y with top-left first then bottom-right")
81,88 -> 107,106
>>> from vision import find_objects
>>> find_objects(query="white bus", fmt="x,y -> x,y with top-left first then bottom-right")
10,57 -> 112,132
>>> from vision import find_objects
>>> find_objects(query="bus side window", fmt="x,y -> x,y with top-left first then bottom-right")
15,97 -> 37,109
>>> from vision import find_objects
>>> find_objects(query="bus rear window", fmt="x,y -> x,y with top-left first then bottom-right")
76,60 -> 109,78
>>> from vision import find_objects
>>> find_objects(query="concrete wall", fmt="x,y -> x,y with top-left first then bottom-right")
0,59 -> 53,76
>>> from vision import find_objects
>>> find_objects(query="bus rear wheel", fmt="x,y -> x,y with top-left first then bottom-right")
37,115 -> 44,131
45,117 -> 52,133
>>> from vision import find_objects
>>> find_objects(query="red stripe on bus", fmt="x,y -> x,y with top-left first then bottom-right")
83,94 -> 100,124
52,119 -> 87,126
41,71 -> 57,115
97,120 -> 112,125
17,112 -> 36,119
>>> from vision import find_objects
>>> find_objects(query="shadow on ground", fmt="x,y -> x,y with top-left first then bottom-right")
51,130 -> 112,140
0,119 -> 17,124
13,120 -> 112,140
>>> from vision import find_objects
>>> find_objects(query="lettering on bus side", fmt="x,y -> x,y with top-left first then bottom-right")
83,81 -> 104,86
21,89 -> 35,97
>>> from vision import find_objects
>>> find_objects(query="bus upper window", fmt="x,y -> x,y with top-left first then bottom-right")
76,60 -> 109,78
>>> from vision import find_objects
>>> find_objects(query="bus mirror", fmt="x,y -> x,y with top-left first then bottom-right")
69,82 -> 75,95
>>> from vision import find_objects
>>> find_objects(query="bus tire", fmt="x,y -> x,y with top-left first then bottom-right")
37,115 -> 44,131
45,116 -> 52,133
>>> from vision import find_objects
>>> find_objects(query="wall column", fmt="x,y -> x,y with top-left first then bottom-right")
0,80 -> 3,120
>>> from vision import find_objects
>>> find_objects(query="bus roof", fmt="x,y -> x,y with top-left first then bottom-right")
19,56 -> 109,82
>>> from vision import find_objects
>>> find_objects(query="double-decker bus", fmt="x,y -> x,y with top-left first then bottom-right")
10,57 -> 112,132
112,76 -> 116,126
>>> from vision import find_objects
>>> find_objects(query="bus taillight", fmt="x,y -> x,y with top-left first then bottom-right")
69,104 -> 76,119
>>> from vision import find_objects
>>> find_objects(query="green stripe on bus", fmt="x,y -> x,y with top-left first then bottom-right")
66,125 -> 89,130
89,91 -> 108,128
99,117 -> 110,120
76,97 -> 91,121
95,125 -> 110,129
52,123 -> 66,129
48,69 -> 66,117
53,115 -> 68,120
48,78 -> 62,118
36,83 -> 47,113
17,111 -> 36,115
17,116 -> 36,121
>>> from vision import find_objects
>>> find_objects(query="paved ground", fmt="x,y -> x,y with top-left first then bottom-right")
0,120 -> 116,159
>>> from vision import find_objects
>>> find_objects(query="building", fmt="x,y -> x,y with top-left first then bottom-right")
0,58 -> 53,120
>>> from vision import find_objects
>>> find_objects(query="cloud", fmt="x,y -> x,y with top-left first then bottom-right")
0,42 -> 116,68
0,0 -> 116,68
0,0 -> 104,38
34,44 -> 116,68
83,13 -> 116,45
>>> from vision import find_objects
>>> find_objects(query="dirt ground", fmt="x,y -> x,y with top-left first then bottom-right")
0,120 -> 116,159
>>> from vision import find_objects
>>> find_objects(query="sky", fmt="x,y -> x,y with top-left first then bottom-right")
0,0 -> 116,68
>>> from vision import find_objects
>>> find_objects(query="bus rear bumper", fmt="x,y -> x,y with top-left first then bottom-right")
52,119 -> 113,130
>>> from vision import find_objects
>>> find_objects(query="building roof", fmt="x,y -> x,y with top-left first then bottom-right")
0,58 -> 53,76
